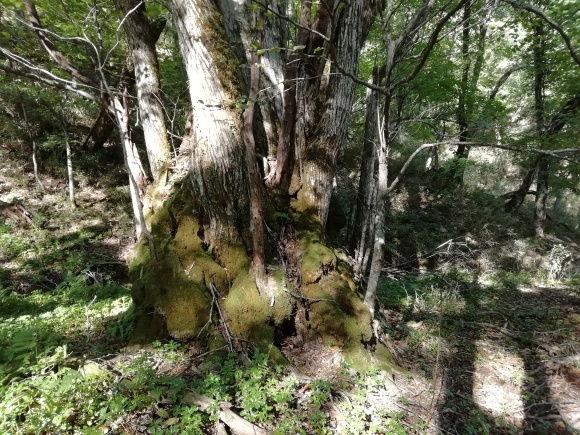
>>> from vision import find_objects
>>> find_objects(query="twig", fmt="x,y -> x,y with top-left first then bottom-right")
209,281 -> 233,352
281,279 -> 337,305
465,321 -> 523,339
84,295 -> 97,331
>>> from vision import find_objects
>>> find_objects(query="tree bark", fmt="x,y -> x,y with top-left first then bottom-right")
532,22 -> 547,236
169,0 -> 248,243
111,93 -> 149,239
292,0 -> 381,226
115,0 -> 171,182
349,66 -> 380,280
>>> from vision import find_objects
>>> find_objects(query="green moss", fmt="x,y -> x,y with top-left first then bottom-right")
296,226 -> 374,358
217,242 -> 249,281
223,270 -> 293,355
130,187 -> 230,342
342,342 -> 400,374
161,279 -> 211,339
299,230 -> 337,285
223,271 -> 270,337
269,271 -> 294,325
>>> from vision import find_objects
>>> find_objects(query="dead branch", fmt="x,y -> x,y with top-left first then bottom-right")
182,390 -> 273,435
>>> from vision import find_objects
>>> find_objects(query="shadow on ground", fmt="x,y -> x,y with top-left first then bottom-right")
380,272 -> 580,434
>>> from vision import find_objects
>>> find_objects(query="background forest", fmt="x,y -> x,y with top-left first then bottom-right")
0,0 -> 579,433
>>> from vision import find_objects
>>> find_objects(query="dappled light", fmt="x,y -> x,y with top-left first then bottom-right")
1,0 -> 579,432
471,340 -> 526,427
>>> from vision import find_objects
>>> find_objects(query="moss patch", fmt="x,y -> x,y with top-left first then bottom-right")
130,188 -> 229,342
299,230 -> 337,285
216,241 -> 249,281
223,270 -> 294,354
298,227 -> 372,343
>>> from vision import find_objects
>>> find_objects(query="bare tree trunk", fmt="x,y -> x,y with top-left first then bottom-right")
363,0 -> 469,313
532,22 -> 547,237
111,93 -> 148,239
169,0 -> 247,244
292,0 -> 380,226
453,1 -> 491,183
273,0 -> 311,187
364,91 -> 391,316
242,51 -> 266,275
115,0 -> 171,183
534,155 -> 549,237
504,156 -> 540,213
61,112 -> 76,207
349,66 -> 380,279
455,1 -> 471,163
20,100 -> 45,192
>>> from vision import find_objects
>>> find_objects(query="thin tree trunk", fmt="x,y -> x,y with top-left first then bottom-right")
455,1 -> 471,162
242,51 -> 265,274
20,100 -> 45,192
364,91 -> 391,316
115,0 -> 171,182
111,93 -> 148,239
61,112 -> 76,207
534,155 -> 549,237
532,22 -> 548,236
504,156 -> 540,212
273,0 -> 311,187
349,66 -> 380,279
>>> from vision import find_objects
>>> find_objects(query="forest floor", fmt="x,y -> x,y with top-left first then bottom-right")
1,147 -> 579,434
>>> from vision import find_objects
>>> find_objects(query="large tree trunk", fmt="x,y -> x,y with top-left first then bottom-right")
291,0 -> 380,226
129,0 -> 393,372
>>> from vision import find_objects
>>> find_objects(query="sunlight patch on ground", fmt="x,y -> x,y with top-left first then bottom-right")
518,285 -> 540,294
472,340 -> 525,427
65,219 -> 103,234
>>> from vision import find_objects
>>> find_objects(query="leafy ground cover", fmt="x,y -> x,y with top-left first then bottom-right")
1,146 -> 579,434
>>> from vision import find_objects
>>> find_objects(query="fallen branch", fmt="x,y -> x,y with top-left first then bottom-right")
465,321 -> 522,340
182,391 -> 273,435
209,281 -> 234,352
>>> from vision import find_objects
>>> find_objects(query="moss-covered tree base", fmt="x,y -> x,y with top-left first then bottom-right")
129,185 -> 398,373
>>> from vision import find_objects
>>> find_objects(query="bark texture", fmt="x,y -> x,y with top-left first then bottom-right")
291,0 -> 381,225
128,0 -> 394,372
115,0 -> 171,182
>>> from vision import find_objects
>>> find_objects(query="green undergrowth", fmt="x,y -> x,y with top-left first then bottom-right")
0,333 -> 412,434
